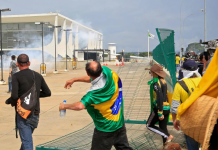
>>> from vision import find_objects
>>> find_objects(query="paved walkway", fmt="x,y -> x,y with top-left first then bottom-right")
0,66 -> 119,149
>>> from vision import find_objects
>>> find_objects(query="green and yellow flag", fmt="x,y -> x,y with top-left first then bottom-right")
81,66 -> 124,132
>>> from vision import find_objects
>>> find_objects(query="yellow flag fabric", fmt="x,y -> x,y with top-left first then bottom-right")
177,47 -> 218,116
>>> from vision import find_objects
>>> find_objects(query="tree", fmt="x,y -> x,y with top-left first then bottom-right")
118,52 -> 135,56
139,52 -> 153,57
125,53 -> 135,56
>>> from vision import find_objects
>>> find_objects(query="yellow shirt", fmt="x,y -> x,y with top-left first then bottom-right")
182,57 -> 185,61
172,77 -> 202,103
175,56 -> 180,65
172,77 -> 201,120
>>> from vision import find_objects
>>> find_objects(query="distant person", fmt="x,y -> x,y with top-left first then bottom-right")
8,55 -> 18,93
175,54 -> 180,72
5,54 -> 51,150
181,55 -> 185,64
198,52 -> 210,76
60,61 -> 133,150
202,49 -> 214,75
203,40 -> 217,75
171,60 -> 201,150
146,64 -> 173,146
97,55 -> 101,62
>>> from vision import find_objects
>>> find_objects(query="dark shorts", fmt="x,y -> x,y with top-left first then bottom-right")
91,124 -> 133,150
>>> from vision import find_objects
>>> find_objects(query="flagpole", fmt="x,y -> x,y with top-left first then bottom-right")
148,30 -> 150,59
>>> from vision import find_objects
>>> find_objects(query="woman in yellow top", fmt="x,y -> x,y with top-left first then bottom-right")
146,64 -> 174,145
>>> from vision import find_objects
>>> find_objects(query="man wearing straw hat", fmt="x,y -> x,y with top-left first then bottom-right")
170,60 -> 202,150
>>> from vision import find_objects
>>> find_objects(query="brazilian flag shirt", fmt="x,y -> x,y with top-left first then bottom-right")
81,66 -> 124,132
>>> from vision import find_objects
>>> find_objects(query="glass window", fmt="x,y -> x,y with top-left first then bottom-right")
2,42 -> 7,49
36,31 -> 42,40
12,31 -> 19,40
36,24 -> 42,30
19,41 -> 25,48
7,32 -> 13,38
43,26 -> 49,32
2,24 -> 7,31
13,41 -> 19,48
7,23 -> 19,30
2,32 -> 8,42
27,39 -> 41,48
25,23 -> 36,30
44,31 -> 53,46
18,23 -> 25,30
7,40 -> 14,48
24,31 -> 32,39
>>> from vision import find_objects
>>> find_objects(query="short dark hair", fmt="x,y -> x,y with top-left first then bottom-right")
17,54 -> 29,66
86,61 -> 102,77
199,52 -> 210,61
11,55 -> 16,60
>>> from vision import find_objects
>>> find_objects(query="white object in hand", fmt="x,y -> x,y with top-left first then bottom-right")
60,100 -> 66,117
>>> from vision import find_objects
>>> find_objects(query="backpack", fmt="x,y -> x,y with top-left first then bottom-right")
16,71 -> 37,119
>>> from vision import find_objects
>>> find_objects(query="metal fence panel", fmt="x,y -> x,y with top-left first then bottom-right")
154,28 -> 177,88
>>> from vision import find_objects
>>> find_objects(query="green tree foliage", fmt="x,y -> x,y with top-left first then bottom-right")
118,52 -> 152,57
125,53 -> 135,56
139,52 -> 153,57
118,52 -> 135,56
103,54 -> 108,57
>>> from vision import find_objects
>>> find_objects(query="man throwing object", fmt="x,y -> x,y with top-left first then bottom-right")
59,61 -> 132,150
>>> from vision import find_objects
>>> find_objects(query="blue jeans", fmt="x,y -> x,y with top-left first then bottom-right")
176,64 -> 180,72
184,134 -> 199,150
17,113 -> 39,150
9,81 -> 12,92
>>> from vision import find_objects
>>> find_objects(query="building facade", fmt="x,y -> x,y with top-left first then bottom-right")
1,13 -> 103,60
108,43 -> 117,60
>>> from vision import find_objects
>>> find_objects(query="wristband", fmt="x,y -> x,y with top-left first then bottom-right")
158,113 -> 163,117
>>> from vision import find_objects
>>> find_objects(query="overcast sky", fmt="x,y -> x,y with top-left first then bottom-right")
1,0 -> 218,52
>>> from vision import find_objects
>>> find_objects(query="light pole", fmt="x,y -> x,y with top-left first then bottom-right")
204,0 -> 206,42
0,8 -> 11,85
180,0 -> 185,66
61,29 -> 72,71
182,10 -> 204,53
182,14 -> 193,53
122,49 -> 124,63
35,22 -> 49,76
48,25 -> 61,74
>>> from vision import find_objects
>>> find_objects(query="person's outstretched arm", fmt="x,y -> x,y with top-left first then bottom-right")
59,101 -> 85,111
64,76 -> 91,89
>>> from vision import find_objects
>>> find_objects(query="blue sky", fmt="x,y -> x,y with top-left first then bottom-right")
1,0 -> 218,52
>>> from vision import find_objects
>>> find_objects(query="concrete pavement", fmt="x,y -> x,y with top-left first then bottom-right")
0,66 -> 119,150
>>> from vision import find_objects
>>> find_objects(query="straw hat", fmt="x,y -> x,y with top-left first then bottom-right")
180,95 -> 218,150
146,64 -> 166,78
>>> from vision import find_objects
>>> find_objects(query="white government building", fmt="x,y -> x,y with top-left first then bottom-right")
1,13 -> 103,61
